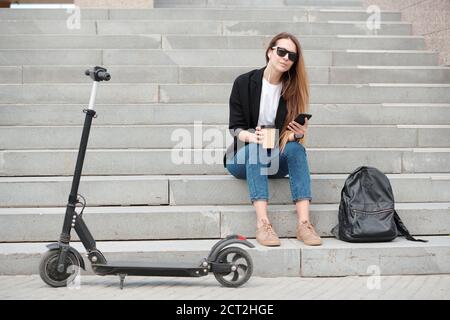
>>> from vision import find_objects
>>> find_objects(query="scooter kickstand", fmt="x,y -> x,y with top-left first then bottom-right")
119,274 -> 127,290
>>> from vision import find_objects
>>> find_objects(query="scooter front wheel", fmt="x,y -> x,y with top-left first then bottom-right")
213,247 -> 253,288
39,249 -> 80,288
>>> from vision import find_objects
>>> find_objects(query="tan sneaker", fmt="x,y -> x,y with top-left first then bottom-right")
256,220 -> 281,246
297,220 -> 322,246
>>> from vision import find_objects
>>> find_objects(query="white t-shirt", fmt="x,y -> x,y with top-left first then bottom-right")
257,78 -> 282,127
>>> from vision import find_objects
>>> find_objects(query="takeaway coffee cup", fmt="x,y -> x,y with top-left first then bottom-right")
261,125 -> 276,149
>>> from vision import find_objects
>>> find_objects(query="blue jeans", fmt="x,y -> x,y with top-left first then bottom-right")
225,141 -> 312,204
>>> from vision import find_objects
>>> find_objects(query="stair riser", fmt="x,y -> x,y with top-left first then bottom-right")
0,210 -> 220,242
2,126 -> 450,149
0,207 -> 447,242
0,238 -> 448,277
154,0 -> 364,8
2,149 -> 450,176
162,35 -> 424,50
0,9 -> 401,22
1,84 -> 449,104
0,20 -> 411,36
160,85 -> 450,104
1,176 -> 448,207
301,246 -> 450,277
0,178 -> 168,207
168,176 -> 450,205
0,50 -> 437,66
0,35 -> 424,50
2,104 -> 449,126
3,65 -> 449,84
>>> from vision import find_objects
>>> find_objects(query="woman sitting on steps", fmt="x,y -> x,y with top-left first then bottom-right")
223,32 -> 322,247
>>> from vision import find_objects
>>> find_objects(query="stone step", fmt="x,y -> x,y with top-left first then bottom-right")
0,20 -> 97,35
0,35 -> 425,50
2,148 -> 450,176
0,35 -> 162,50
1,83 -> 449,104
3,65 -> 449,84
157,83 -> 450,104
161,35 -> 425,50
0,8 -> 109,20
110,8 -> 401,22
0,236 -> 448,276
0,104 -> 228,126
0,8 -> 402,22
333,50 -> 438,66
2,103 -> 450,126
0,49 -> 104,66
328,66 -> 450,84
0,49 -> 438,66
0,175 -> 169,207
2,124 -> 450,149
0,203 -> 448,242
153,0 -> 364,8
0,174 -> 449,207
102,20 -> 411,36
0,20 -> 412,36
0,83 -> 159,104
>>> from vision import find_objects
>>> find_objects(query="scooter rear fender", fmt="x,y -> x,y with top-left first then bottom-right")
207,235 -> 255,262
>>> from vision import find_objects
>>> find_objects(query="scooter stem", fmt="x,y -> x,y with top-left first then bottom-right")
88,81 -> 98,110
59,67 -> 110,245
59,91 -> 97,244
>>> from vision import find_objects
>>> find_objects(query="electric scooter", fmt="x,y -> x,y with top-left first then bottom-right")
39,66 -> 254,289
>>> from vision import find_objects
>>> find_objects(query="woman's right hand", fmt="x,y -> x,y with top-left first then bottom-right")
238,128 -> 263,144
253,126 -> 263,144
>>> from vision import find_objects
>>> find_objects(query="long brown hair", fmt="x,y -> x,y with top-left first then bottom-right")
265,32 -> 310,152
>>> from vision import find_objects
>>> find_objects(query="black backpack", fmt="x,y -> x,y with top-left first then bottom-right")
331,166 -> 427,243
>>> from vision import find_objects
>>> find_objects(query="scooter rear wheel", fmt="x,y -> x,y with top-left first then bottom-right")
39,249 -> 80,288
213,247 -> 253,288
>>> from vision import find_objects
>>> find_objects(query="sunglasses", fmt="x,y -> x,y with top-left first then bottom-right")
272,46 -> 298,62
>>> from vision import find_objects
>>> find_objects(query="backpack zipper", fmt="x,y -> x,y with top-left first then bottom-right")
352,208 -> 393,215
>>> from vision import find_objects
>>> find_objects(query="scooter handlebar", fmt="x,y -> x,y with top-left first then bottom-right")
85,66 -> 111,82
97,70 -> 111,81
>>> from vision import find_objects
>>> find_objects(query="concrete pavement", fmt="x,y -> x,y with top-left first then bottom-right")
1,274 -> 449,300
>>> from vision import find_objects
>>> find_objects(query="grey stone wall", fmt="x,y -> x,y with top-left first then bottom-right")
363,0 -> 450,66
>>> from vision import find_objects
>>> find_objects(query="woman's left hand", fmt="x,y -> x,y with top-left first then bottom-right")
288,118 -> 308,137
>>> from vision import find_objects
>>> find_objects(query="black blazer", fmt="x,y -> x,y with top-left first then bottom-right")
223,66 -> 287,167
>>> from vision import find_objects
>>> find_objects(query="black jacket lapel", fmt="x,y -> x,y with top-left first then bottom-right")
249,67 -> 265,126
274,96 -> 287,129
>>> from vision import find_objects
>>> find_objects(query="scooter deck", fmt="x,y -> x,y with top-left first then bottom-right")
92,261 -> 209,277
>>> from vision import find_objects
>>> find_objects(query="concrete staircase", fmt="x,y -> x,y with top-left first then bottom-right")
0,0 -> 449,277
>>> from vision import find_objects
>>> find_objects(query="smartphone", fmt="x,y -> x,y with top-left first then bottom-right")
294,113 -> 312,126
